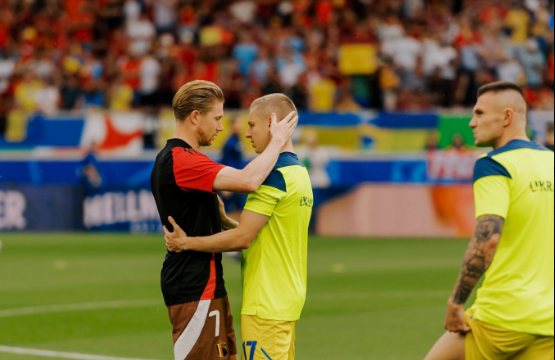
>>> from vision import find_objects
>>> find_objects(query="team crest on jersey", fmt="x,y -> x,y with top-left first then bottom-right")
216,342 -> 228,358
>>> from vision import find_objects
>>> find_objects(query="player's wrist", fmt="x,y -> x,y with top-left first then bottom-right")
447,297 -> 465,308
270,132 -> 288,147
178,237 -> 192,251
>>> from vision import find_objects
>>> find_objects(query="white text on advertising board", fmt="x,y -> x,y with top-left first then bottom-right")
0,191 -> 27,230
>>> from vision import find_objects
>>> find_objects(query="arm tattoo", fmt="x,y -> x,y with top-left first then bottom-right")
452,215 -> 504,305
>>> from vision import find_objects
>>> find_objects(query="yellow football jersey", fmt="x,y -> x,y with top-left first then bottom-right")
242,152 -> 313,321
471,140 -> 554,336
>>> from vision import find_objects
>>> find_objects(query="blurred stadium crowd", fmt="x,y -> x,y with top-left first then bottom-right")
0,0 -> 554,136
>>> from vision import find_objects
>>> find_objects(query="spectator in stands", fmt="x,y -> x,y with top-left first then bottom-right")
520,39 -> 546,88
153,0 -> 178,34
221,59 -> 244,110
250,47 -> 272,85
138,52 -> 161,109
279,53 -> 305,90
505,2 -> 531,46
0,96 -> 8,138
60,75 -> 82,110
233,31 -> 259,76
82,79 -> 106,110
0,51 -> 15,96
108,75 -> 133,111
497,55 -> 525,84
126,12 -> 156,57
377,57 -> 401,110
448,133 -> 469,153
382,23 -> 423,90
34,78 -> 60,115
0,0 -> 553,115
261,67 -> 284,95
546,122 -> 555,151
336,89 -> 362,113
302,130 -> 331,189
14,70 -> 42,113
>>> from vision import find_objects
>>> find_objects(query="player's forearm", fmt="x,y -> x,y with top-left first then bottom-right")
240,137 -> 285,191
188,229 -> 250,253
450,215 -> 504,305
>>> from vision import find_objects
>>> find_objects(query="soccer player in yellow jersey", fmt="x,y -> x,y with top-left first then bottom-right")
164,93 -> 313,360
425,82 -> 554,360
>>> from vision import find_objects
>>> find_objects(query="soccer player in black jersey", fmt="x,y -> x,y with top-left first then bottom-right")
151,80 -> 297,360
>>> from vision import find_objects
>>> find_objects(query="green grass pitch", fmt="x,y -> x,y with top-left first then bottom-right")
0,234 -> 471,360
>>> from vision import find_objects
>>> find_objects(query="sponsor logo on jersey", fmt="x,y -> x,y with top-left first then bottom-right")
530,181 -> 554,192
300,196 -> 314,208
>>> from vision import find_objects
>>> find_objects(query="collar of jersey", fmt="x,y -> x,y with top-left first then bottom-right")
168,138 -> 192,149
488,139 -> 549,157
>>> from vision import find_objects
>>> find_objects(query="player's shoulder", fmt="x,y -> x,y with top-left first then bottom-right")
261,168 -> 287,193
275,152 -> 304,169
473,156 -> 512,183
474,140 -> 551,183
259,153 -> 306,193
487,140 -> 551,159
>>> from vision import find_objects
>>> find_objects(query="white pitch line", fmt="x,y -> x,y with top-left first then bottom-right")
0,299 -> 162,319
0,291 -> 447,319
0,346 -> 163,360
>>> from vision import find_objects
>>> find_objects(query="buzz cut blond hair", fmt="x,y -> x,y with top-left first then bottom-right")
172,80 -> 225,121
250,93 -> 297,122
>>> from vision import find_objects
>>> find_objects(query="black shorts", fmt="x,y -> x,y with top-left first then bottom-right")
168,296 -> 237,360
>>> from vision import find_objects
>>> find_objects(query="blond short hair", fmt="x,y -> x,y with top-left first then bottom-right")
250,93 -> 297,122
172,80 -> 225,121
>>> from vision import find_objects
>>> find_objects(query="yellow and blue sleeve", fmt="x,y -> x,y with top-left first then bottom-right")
473,157 -> 511,219
244,185 -> 285,217
244,169 -> 287,217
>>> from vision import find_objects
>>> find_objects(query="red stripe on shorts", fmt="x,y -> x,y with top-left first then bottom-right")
200,253 -> 216,300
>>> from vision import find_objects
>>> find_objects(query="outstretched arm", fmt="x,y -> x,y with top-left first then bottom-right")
164,210 -> 269,253
212,112 -> 298,194
444,215 -> 504,333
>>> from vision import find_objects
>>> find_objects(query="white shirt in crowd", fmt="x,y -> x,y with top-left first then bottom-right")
0,57 -> 15,94
140,55 -> 161,95
127,18 -> 155,56
123,0 -> 141,22
279,60 -> 304,89
35,58 -> 55,79
230,1 -> 257,23
377,23 -> 405,44
34,85 -> 60,115
497,58 -> 525,84
383,36 -> 422,71
153,0 -> 177,29
423,39 -> 458,79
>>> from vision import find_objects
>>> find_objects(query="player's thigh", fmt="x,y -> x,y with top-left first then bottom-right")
424,332 -> 466,360
287,321 -> 297,360
510,336 -> 555,360
241,315 -> 296,360
466,316 -> 535,360
169,297 -> 237,360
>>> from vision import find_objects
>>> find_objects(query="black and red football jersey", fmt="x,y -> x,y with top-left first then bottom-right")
151,138 -> 228,306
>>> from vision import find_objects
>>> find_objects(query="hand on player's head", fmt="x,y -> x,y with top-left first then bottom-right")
270,111 -> 298,144
164,216 -> 188,253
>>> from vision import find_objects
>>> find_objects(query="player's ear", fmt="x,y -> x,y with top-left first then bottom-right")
190,110 -> 200,125
503,108 -> 514,127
